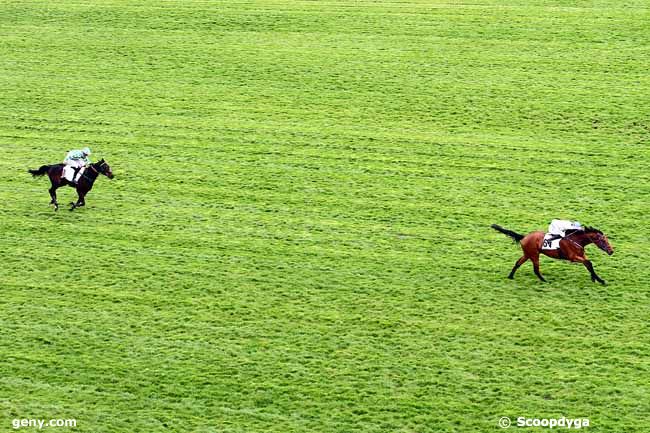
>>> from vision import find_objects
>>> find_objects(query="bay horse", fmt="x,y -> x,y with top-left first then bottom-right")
28,159 -> 114,211
491,224 -> 613,284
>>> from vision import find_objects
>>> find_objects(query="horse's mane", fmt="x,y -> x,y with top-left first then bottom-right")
566,226 -> 603,236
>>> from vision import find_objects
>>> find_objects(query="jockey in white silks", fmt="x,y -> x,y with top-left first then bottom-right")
548,219 -> 582,238
63,147 -> 91,184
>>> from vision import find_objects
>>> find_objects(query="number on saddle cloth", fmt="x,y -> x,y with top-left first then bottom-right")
542,234 -> 562,250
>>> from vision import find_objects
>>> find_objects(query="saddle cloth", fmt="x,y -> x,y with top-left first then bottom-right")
542,233 -> 562,250
62,166 -> 86,183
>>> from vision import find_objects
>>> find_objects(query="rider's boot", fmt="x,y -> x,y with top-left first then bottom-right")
71,167 -> 80,185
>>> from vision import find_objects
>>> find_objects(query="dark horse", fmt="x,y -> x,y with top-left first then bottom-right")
491,224 -> 613,284
28,159 -> 114,211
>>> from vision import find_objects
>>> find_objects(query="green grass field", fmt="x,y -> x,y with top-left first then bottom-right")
1,1 -> 649,432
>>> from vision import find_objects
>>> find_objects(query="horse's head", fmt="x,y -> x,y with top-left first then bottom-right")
584,227 -> 613,255
96,159 -> 114,179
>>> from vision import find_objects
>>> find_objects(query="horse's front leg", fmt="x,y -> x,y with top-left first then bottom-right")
70,191 -> 86,211
584,260 -> 605,285
573,256 -> 605,285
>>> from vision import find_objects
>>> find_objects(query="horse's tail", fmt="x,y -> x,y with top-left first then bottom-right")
28,165 -> 51,177
491,224 -> 524,243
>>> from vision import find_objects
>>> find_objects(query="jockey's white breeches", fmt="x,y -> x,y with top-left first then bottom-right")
64,159 -> 86,169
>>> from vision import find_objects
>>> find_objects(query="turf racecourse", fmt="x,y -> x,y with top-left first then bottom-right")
1,1 -> 649,432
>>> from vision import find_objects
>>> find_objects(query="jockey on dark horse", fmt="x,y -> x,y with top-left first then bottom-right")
63,146 -> 92,185
29,150 -> 114,211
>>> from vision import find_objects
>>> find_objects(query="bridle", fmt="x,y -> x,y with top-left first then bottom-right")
566,230 -> 606,249
88,162 -> 107,175
79,162 -> 108,183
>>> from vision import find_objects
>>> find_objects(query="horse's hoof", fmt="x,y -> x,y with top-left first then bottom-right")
507,275 -> 514,280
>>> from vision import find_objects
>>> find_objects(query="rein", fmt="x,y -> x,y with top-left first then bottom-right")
79,164 -> 101,183
87,162 -> 108,176
564,231 -> 589,249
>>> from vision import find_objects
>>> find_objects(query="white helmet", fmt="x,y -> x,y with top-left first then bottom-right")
82,147 -> 91,155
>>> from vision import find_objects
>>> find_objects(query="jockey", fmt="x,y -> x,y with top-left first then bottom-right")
548,219 -> 582,239
63,147 -> 91,184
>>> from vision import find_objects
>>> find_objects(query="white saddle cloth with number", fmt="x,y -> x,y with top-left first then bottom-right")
542,234 -> 562,250
62,165 -> 85,183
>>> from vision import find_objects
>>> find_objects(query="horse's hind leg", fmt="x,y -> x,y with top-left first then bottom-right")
521,234 -> 547,282
531,254 -> 547,282
508,256 -> 528,279
49,186 -> 59,211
